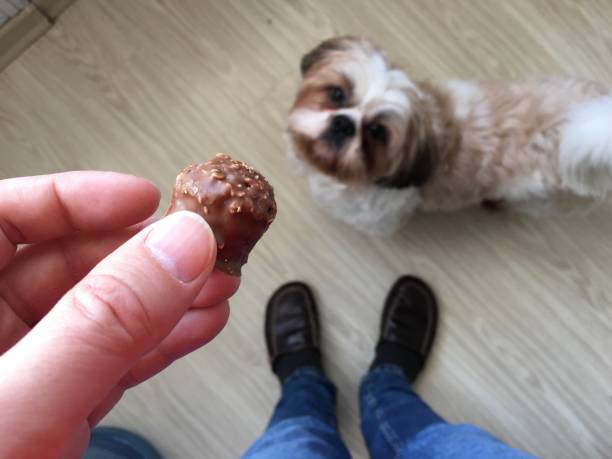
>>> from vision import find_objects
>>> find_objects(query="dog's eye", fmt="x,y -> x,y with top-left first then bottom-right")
367,122 -> 388,142
327,86 -> 345,107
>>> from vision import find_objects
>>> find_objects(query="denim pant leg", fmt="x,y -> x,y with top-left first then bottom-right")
359,365 -> 445,459
359,365 -> 539,459
242,368 -> 351,459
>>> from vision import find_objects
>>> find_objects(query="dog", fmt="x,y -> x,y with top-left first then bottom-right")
287,36 -> 612,234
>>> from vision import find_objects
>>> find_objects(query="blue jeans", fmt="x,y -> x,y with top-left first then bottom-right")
242,365 -> 538,459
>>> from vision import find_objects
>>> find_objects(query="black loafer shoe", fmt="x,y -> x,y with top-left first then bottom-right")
377,275 -> 438,365
265,282 -> 320,368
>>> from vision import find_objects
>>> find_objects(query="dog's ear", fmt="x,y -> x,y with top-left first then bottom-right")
377,119 -> 436,189
300,36 -> 358,76
300,39 -> 339,76
376,149 -> 433,189
404,148 -> 434,187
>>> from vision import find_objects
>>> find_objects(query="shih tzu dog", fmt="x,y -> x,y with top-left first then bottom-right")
287,36 -> 612,234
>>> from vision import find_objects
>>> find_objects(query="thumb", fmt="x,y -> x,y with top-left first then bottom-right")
0,211 -> 216,448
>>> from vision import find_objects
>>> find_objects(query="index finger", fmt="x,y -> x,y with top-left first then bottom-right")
0,171 -> 160,269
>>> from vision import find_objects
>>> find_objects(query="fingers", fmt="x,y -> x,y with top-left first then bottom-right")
0,212 -> 216,457
0,223 -> 149,327
59,422 -> 91,459
88,301 -> 231,427
88,386 -> 125,428
88,302 -> 229,427
0,298 -> 29,355
0,233 -> 234,328
0,237 -> 236,359
0,172 -> 160,269
87,276 -> 236,426
192,270 -> 241,308
121,301 -> 230,388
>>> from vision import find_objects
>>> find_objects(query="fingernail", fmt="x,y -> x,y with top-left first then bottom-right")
145,211 -> 215,282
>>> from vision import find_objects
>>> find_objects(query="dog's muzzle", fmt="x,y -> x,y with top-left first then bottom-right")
324,114 -> 356,149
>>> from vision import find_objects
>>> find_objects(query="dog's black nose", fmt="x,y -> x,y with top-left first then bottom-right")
329,114 -> 356,140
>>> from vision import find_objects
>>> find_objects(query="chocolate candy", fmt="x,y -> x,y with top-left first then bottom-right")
166,153 -> 277,276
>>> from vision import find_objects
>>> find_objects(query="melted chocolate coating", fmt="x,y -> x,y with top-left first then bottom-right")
166,154 -> 277,275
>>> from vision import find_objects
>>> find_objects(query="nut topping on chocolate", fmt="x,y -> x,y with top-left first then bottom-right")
166,153 -> 277,275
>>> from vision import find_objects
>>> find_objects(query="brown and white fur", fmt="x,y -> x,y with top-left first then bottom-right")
287,36 -> 612,234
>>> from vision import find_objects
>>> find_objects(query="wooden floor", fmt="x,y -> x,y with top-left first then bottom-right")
2,1 -> 612,457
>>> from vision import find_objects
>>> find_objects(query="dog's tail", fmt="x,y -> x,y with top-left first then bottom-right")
560,96 -> 612,197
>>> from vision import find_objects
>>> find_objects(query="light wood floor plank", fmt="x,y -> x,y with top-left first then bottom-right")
1,1 -> 611,458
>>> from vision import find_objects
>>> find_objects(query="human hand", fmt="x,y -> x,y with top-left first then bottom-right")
0,172 -> 240,458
